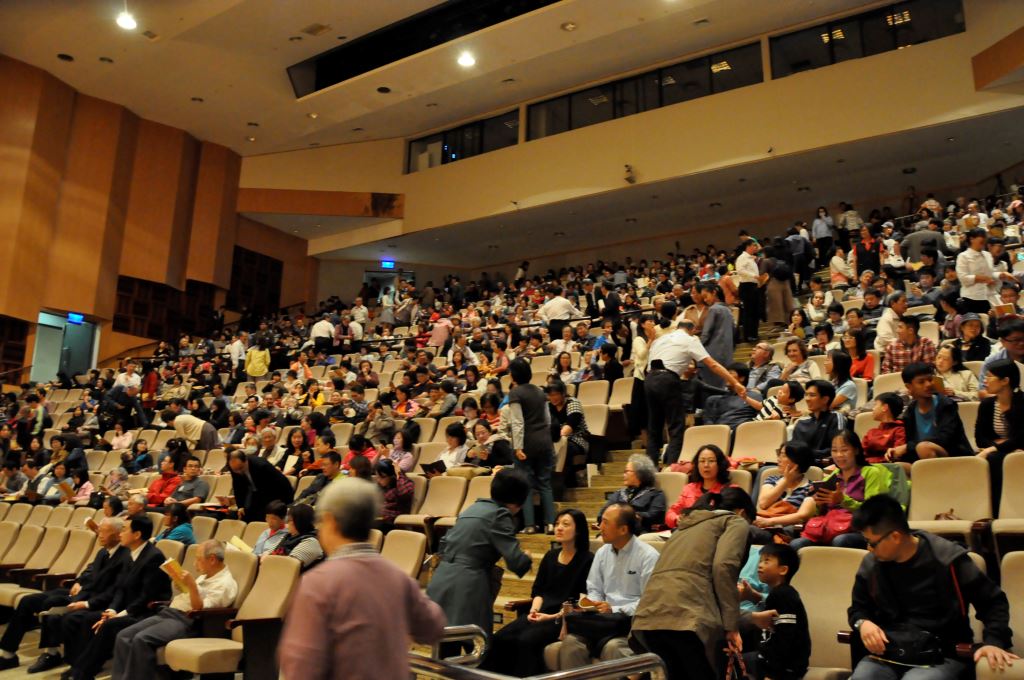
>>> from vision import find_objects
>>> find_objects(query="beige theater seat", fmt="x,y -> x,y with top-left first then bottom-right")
295,475 -> 317,497
679,424 -> 731,462
583,404 -> 609,438
0,528 -> 94,605
203,449 -> 227,472
872,373 -> 904,398
733,420 -> 786,463
45,505 -> 74,528
25,505 -> 53,526
0,526 -> 67,583
577,380 -> 610,406
241,521 -> 268,549
68,506 -> 95,528
380,529 -> 427,578
414,442 -> 447,469
191,516 -> 217,543
434,475 -> 494,529
329,422 -> 354,446
368,528 -> 383,551
412,417 -> 437,443
0,524 -> 45,572
792,546 -> 867,680
729,469 -> 753,494
908,457 -> 991,545
4,504 -> 30,525
853,412 -> 873,440
156,539 -> 185,563
655,472 -> 687,510
0,522 -> 19,561
992,451 -> 1024,556
163,555 -> 300,679
147,511 -> 165,535
431,416 -> 466,443
976,553 -> 1024,680
394,476 -> 467,532
607,377 -> 634,412
213,519 -> 247,542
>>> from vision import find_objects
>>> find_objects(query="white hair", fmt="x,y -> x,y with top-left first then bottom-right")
317,477 -> 381,541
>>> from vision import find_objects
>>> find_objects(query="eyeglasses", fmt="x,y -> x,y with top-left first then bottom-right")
866,530 -> 895,549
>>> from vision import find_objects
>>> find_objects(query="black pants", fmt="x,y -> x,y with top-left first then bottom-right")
0,589 -> 70,653
816,237 -> 833,266
482,614 -> 562,677
68,613 -> 140,679
61,610 -> 103,666
645,369 -> 685,465
633,630 -> 716,680
547,319 -> 569,342
961,298 -> 990,314
739,282 -> 761,342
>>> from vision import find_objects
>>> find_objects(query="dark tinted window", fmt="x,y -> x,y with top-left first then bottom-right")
771,26 -> 831,77
614,73 -> 660,117
661,59 -> 710,106
481,111 -> 519,153
527,97 -> 569,140
570,85 -> 615,130
829,20 -> 864,63
443,125 -> 481,163
711,43 -> 763,93
408,134 -> 443,173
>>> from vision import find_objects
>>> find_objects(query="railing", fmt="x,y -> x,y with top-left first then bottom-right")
431,624 -> 489,667
409,651 -> 667,680
0,365 -> 30,380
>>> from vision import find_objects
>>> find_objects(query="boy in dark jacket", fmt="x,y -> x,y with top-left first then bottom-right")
749,543 -> 811,680
887,363 -> 972,468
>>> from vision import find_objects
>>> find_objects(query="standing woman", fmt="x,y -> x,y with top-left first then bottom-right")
975,359 -> 1024,514
627,316 -> 656,447
763,247 -> 796,328
812,206 -> 835,264
830,247 -> 853,290
956,228 -> 999,314
427,469 -> 533,655
245,339 -> 271,384
508,359 -> 556,535
481,509 -> 593,677
631,488 -> 755,680
852,225 -> 884,277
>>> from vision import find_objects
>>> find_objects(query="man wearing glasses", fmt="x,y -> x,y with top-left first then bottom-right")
979,319 -> 1024,397
848,495 -> 1017,680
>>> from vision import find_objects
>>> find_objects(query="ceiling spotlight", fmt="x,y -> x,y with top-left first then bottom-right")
487,245 -> 499,250
947,137 -> 956,142
57,53 -> 75,62
245,136 -> 256,142
501,77 -> 517,85
457,51 -> 476,67
709,202 -> 722,208
351,127 -> 364,132
99,56 -> 114,64
116,9 -> 137,30
553,231 -> 566,237
561,21 -> 578,32
307,112 -> 319,119
288,36 -> 303,42
425,102 -> 438,108
247,122 -> 259,127
190,96 -> 204,103
308,142 -> 320,147
625,218 -> 638,224
902,167 -> 917,174
376,86 -> 391,94
836,158 -> 845,164
797,186 -> 811,192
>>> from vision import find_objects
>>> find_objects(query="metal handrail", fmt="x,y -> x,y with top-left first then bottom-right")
432,624 -> 489,667
410,650 -> 667,680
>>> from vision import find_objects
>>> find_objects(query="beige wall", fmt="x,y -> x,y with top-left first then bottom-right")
241,0 -> 1024,249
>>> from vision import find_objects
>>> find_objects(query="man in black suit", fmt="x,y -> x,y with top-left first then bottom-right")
0,518 -> 127,672
227,450 -> 295,522
61,515 -> 170,680
580,279 -> 602,319
600,281 -> 622,323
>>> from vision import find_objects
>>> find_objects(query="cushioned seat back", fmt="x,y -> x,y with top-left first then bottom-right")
415,443 -> 446,467
412,418 -> 437,444
791,546 -> 867,669
431,416 -> 466,443
459,475 -> 494,515
582,404 -> 609,437
655,472 -> 687,508
368,528 -> 383,552
0,522 -> 20,562
295,476 -> 316,497
733,421 -> 786,463
48,529 -> 96,575
240,522 -> 268,548
100,451 -> 123,472
213,519 -> 246,542
909,458 -> 991,522
0,503 -> 9,522
232,555 -> 301,642
330,423 -> 353,446
1002,553 -> 1024,654
2,525 -> 46,567
25,527 -> 69,570
607,378 -> 635,409
999,452 -> 1024,519
872,373 -> 904,398
380,530 -> 426,579
4,504 -> 30,525
417,476 -> 467,517
191,516 -> 217,543
147,511 -> 165,535
25,505 -> 52,527
69,507 -> 95,529
46,505 -> 74,528
224,550 -> 258,605
203,450 -> 227,473
409,475 -> 428,513
728,469 -> 753,494
680,425 -> 731,462
211,475 -> 234,498
577,380 -> 610,406
157,539 -> 185,563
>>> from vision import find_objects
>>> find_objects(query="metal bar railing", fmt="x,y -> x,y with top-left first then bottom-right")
431,624 -> 489,667
409,650 -> 668,680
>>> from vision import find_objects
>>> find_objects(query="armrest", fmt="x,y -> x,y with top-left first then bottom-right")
36,572 -> 76,589
228,617 -> 282,629
188,607 -> 238,620
148,600 -> 170,610
10,568 -> 47,577
503,599 -> 533,612
838,630 -> 852,644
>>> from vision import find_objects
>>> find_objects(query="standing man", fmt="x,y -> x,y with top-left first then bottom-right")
537,286 -> 583,342
645,328 -> 746,465
279,478 -> 446,680
600,281 -> 622,324
736,240 -> 763,342
226,450 -> 295,521
508,359 -> 556,535
580,279 -> 602,319
227,332 -> 247,383
350,297 -> 369,326
309,314 -> 335,354
699,284 -> 735,388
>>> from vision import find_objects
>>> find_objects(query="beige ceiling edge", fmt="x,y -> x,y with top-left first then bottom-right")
307,219 -> 406,255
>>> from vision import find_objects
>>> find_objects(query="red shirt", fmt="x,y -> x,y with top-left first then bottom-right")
147,471 -> 182,506
861,421 -> 906,463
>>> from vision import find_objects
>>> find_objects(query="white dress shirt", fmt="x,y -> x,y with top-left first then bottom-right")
114,372 -> 141,389
647,329 -> 710,377
538,296 -> 583,322
735,251 -> 760,284
310,319 -> 335,340
586,537 -> 660,616
874,308 -> 900,352
956,248 -> 996,302
227,339 -> 246,368
170,565 -> 239,612
350,305 -> 369,325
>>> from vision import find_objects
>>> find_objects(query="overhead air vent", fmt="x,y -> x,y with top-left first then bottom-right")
142,30 -> 159,41
587,94 -> 608,106
301,23 -> 332,37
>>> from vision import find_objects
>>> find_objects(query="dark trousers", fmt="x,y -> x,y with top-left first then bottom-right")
69,614 -> 141,679
816,237 -> 833,265
0,588 -> 70,653
547,319 -> 569,342
481,614 -> 562,677
61,610 -> 103,666
961,298 -> 990,314
634,630 -> 716,680
645,369 -> 685,465
739,283 -> 760,341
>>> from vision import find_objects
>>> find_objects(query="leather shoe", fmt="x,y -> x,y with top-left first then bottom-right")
0,655 -> 18,670
520,526 -> 538,535
28,652 -> 62,673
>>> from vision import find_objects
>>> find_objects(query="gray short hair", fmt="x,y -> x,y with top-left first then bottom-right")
628,453 -> 657,488
101,517 -> 124,532
200,539 -> 225,562
317,477 -> 381,542
130,494 -> 146,506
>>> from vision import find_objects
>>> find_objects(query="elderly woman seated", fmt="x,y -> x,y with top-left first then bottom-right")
596,454 -> 666,534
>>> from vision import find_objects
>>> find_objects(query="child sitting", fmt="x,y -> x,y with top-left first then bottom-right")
747,543 -> 811,680
747,380 -> 804,423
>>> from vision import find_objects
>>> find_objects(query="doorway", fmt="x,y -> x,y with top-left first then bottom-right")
30,312 -> 99,383
362,270 -> 415,302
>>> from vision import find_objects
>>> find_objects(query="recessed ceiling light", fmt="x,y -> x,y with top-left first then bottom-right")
376,86 -> 391,94
902,167 -> 917,174
836,158 -> 845,164
560,21 -> 578,32
292,229 -> 299,233
99,56 -> 114,64
247,122 -> 259,127
738,177 -> 746,183
947,137 -> 956,142
288,36 -> 303,42
487,244 -> 499,249
693,18 -> 710,26
501,78 -> 517,85
246,136 -> 256,142
709,202 -> 722,208
309,142 -> 320,147
337,35 -> 347,40
625,218 -> 638,223
457,51 -> 476,67
56,53 -> 74,62
190,96 -> 204,103
797,186 -> 811,192
307,112 -> 319,119
425,102 -> 438,108
553,231 -> 566,236
387,244 -> 398,249
116,10 -> 137,30
351,127 -> 364,132
314,224 -> 321,228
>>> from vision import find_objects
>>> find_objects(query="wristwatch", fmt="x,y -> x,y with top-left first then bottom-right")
853,619 -> 866,631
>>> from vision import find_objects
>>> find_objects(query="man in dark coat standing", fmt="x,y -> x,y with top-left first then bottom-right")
227,450 -> 295,522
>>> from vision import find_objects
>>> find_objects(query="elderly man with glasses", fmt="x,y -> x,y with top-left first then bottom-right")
747,342 -> 782,393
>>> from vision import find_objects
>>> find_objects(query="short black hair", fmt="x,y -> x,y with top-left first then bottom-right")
265,500 -> 288,519
759,543 -> 801,583
129,514 -> 154,541
445,422 -> 467,445
490,468 -> 530,506
805,379 -> 835,406
508,358 -> 532,385
876,392 -> 904,419
998,318 -> 1024,339
852,494 -> 910,534
782,441 -> 814,473
784,380 -> 805,403
728,362 -> 751,383
898,315 -> 921,333
901,362 -> 934,384
323,451 -> 342,465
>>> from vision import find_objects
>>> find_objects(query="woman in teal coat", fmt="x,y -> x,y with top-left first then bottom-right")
427,469 -> 533,644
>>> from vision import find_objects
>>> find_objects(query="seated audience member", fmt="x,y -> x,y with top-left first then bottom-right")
862,393 -> 907,464
253,501 -> 288,555
341,434 -> 378,472
881,316 -> 937,375
482,509 -> 594,677
278,477 -> 445,680
953,313 -> 992,362
385,430 -> 416,473
277,427 -> 312,471
558,504 -> 659,670
665,445 -> 736,528
754,442 -> 818,532
790,431 -> 892,551
295,451 -> 342,506
125,494 -> 146,520
747,343 -> 782,393
848,495 -> 1016,680
426,381 -> 458,419
860,289 -> 884,323
842,329 -> 874,381
427,423 -> 468,477
808,323 -> 840,356
746,544 -> 811,680
61,515 -> 171,680
392,384 -> 421,418
40,461 -> 71,505
465,419 -> 515,468
153,502 -> 195,546
0,463 -> 26,494
546,381 -> 590,484
226,449 -> 295,522
887,363 -> 972,468
979,319 -> 1024,394
167,455 -> 209,506
934,345 -> 978,401
631,488 -> 755,680
110,539 -> 237,680
790,380 -> 847,464
975,358 -> 1024,515
0,518 -> 126,673
374,459 -> 414,533
145,455 -> 182,509
122,440 -> 152,474
749,380 -> 804,423
873,291 -> 908,352
704,364 -> 761,430
597,454 -> 666,534
65,467 -> 95,505
270,503 -> 324,570
778,340 -> 816,386
826,350 -> 858,411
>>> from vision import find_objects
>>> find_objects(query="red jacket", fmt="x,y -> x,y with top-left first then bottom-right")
147,472 -> 182,506
861,421 -> 906,463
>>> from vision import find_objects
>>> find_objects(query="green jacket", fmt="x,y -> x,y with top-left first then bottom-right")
822,464 -> 892,512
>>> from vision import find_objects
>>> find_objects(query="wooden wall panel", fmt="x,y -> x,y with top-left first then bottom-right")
45,95 -> 138,319
236,216 -> 317,309
187,142 -> 241,289
119,119 -> 200,288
